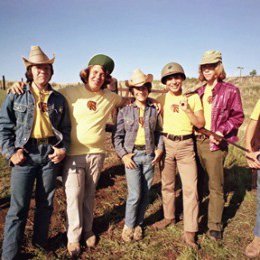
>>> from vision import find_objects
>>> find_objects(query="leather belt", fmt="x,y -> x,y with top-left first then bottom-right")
134,145 -> 146,150
162,133 -> 193,141
29,136 -> 57,145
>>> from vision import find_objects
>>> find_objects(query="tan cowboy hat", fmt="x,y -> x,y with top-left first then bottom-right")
22,46 -> 55,68
127,69 -> 153,87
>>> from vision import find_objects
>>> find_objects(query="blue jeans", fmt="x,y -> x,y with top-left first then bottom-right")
125,150 -> 155,228
255,169 -> 260,237
2,142 -> 58,260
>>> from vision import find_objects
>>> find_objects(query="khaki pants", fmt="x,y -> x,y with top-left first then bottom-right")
196,138 -> 227,231
161,137 -> 198,232
63,153 -> 105,243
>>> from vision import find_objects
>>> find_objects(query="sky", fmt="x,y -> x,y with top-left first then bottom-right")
0,0 -> 260,83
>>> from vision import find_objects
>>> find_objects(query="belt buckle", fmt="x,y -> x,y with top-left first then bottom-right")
37,138 -> 48,145
175,136 -> 182,141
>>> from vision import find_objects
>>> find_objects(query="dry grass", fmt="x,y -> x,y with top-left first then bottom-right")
0,77 -> 259,259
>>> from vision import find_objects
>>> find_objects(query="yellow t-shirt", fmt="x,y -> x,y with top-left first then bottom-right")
157,92 -> 202,135
202,85 -> 213,130
30,85 -> 54,138
134,107 -> 146,145
251,99 -> 260,120
59,86 -> 122,155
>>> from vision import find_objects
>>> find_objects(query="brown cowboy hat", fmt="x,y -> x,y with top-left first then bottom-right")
22,46 -> 55,68
127,69 -> 153,87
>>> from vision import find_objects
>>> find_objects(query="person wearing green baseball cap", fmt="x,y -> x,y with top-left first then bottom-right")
195,50 -> 244,241
60,53 -> 128,256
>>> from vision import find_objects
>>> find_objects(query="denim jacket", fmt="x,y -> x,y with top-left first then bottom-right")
113,102 -> 164,158
197,81 -> 244,151
0,84 -> 71,160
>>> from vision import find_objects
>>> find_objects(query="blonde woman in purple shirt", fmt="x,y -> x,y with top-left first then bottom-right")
195,50 -> 244,240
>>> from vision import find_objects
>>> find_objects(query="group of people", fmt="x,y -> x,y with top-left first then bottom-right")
0,46 -> 259,259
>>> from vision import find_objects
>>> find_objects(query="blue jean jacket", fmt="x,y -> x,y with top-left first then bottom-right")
0,84 -> 71,160
113,102 -> 163,158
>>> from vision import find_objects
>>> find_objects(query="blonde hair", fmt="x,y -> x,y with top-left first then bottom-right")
198,62 -> 226,82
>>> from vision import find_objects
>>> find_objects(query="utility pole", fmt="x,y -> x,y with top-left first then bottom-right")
2,75 -> 6,90
237,66 -> 244,77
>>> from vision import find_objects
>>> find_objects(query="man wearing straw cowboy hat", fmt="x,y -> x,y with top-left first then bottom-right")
0,46 -> 71,259
113,69 -> 163,242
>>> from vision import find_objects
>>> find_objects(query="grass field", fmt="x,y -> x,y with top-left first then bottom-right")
0,77 -> 259,259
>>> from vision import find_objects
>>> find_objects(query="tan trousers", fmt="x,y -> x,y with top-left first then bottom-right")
63,153 -> 105,243
161,137 -> 198,232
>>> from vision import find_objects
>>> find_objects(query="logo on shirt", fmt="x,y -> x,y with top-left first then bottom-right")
139,117 -> 144,127
87,101 -> 97,111
207,96 -> 213,104
171,104 -> 179,113
38,102 -> 48,113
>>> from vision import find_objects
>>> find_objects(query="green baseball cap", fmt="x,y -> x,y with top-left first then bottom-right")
88,54 -> 115,74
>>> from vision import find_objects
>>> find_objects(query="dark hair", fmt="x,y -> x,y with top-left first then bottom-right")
163,73 -> 185,84
79,65 -> 111,90
129,82 -> 152,95
25,64 -> 54,83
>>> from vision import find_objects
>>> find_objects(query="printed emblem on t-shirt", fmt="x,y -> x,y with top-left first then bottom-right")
38,102 -> 48,112
171,104 -> 179,113
87,101 -> 97,111
208,96 -> 213,104
139,117 -> 144,127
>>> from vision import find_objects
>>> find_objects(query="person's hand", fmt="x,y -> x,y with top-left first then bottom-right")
10,149 -> 26,165
7,82 -> 25,95
48,147 -> 66,164
246,151 -> 260,169
209,131 -> 223,145
149,98 -> 162,113
179,97 -> 190,112
122,153 -> 136,169
152,149 -> 163,165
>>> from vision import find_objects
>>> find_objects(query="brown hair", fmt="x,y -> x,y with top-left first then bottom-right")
129,82 -> 152,95
79,65 -> 111,90
25,64 -> 54,83
198,62 -> 226,82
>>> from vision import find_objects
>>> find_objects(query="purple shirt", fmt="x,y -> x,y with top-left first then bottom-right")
197,81 -> 244,151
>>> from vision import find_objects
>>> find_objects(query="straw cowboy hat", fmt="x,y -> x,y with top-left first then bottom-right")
22,46 -> 55,68
127,69 -> 153,87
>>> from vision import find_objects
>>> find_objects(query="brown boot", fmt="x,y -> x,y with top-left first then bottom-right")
183,232 -> 198,250
245,236 -> 260,258
152,218 -> 175,230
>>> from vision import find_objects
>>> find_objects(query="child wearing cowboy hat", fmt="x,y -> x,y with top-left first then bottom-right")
0,46 -> 71,259
113,69 -> 164,242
